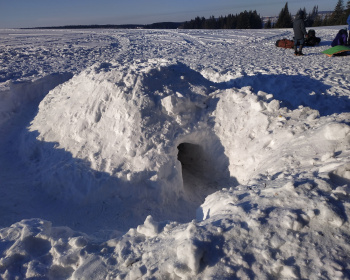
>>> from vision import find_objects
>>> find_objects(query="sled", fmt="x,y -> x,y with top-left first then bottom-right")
322,45 -> 350,57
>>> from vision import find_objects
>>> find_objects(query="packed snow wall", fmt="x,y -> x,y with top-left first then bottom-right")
19,59 -> 339,223
19,60 -> 234,210
0,73 -> 73,127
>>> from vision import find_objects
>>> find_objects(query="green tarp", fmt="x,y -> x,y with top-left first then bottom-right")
322,45 -> 350,56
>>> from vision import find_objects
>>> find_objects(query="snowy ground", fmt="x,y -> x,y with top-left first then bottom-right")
0,26 -> 350,279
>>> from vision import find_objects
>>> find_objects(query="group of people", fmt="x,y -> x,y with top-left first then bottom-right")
293,11 -> 350,56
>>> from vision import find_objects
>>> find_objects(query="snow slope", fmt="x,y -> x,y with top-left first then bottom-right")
0,27 -> 350,279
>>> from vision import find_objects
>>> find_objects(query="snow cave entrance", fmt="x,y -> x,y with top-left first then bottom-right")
177,143 -> 205,178
177,142 -> 220,202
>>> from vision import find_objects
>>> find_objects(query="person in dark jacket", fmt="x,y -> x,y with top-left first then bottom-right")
293,10 -> 308,56
331,29 -> 348,47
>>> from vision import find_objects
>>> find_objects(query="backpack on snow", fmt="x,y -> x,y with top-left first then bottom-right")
305,29 -> 321,46
275,38 -> 294,49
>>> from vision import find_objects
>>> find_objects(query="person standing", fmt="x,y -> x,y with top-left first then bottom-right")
293,10 -> 308,56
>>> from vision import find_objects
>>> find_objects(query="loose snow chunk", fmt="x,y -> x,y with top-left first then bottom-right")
267,99 -> 280,112
323,123 -> 350,141
72,255 -> 107,280
329,163 -> 350,188
250,99 -> 266,111
318,204 -> 344,228
332,163 -> 350,181
136,215 -> 159,237
280,265 -> 299,279
333,185 -> 350,196
161,94 -> 195,115
176,241 -> 204,275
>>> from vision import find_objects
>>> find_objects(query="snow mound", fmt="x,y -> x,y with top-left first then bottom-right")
8,56 -> 350,279
20,59 -> 236,227
19,59 -> 350,228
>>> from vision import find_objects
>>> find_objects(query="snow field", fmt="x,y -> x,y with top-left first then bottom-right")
0,27 -> 350,279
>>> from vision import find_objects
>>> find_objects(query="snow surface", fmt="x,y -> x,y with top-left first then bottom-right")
0,26 -> 350,279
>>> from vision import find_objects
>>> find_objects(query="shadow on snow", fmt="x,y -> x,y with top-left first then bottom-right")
229,73 -> 348,116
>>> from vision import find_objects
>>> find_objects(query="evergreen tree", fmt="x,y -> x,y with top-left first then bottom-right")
236,11 -> 250,29
306,6 -> 318,27
329,0 -> 344,25
217,16 -> 225,29
250,10 -> 263,28
226,14 -> 237,29
343,0 -> 350,23
265,19 -> 272,29
312,13 -> 323,27
275,2 -> 293,28
182,10 -> 262,29
346,0 -> 350,13
205,16 -> 217,29
322,14 -> 330,26
235,10 -> 262,29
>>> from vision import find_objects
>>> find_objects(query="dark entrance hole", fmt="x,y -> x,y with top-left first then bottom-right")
177,142 -> 219,204
177,142 -> 206,179
177,141 -> 237,207
176,141 -> 238,219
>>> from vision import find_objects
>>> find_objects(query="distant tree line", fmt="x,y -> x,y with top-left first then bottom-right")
181,0 -> 350,30
26,22 -> 183,30
266,0 -> 350,28
181,10 -> 263,29
26,24 -> 144,30
144,22 -> 183,29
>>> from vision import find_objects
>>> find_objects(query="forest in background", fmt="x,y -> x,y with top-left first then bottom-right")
182,0 -> 350,29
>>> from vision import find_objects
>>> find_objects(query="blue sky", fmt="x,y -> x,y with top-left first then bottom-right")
0,0 -> 337,28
